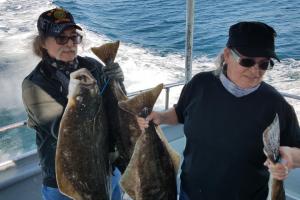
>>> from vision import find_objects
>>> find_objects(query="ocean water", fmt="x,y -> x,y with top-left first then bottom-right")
0,0 -> 300,162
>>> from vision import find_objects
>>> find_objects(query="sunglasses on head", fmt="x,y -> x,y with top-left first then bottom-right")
55,33 -> 83,45
230,49 -> 274,70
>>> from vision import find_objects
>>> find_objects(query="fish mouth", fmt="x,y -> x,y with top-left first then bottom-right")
76,76 -> 96,87
70,68 -> 97,87
68,68 -> 98,98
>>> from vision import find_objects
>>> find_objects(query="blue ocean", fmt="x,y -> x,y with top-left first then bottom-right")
0,0 -> 300,162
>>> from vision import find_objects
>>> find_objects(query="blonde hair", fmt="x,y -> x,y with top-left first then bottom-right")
32,35 -> 47,58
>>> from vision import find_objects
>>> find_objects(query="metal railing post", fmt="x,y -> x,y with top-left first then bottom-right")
185,0 -> 195,83
165,87 -> 170,110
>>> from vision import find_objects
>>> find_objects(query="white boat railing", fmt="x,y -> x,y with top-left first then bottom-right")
0,82 -> 185,134
1,81 -> 300,134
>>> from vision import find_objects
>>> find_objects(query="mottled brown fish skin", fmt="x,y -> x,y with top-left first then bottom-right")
263,114 -> 285,200
271,179 -> 286,200
92,41 -> 147,173
119,120 -> 177,200
118,85 -> 178,200
138,122 -> 177,200
56,81 -> 110,200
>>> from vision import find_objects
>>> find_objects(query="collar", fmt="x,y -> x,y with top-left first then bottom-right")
219,71 -> 260,97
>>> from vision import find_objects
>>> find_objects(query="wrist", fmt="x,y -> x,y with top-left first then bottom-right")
291,147 -> 300,168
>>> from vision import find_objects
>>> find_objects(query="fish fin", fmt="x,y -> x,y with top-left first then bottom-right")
118,83 -> 164,115
56,152 -> 83,200
155,126 -> 181,174
91,41 -> 120,65
120,135 -> 143,199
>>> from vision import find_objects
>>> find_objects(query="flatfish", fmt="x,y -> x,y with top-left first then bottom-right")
263,114 -> 285,200
56,69 -> 110,200
92,41 -> 143,172
118,86 -> 180,200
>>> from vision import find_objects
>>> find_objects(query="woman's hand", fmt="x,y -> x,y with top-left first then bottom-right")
103,62 -> 124,82
136,111 -> 161,132
264,146 -> 294,180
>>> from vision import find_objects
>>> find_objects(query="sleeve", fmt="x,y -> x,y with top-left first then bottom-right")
174,80 -> 194,124
22,79 -> 64,139
281,103 -> 300,148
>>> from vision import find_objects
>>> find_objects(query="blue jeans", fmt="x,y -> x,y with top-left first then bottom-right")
111,168 -> 122,199
42,168 -> 122,200
42,186 -> 72,200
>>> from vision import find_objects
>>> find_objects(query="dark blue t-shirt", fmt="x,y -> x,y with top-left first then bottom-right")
175,71 -> 300,200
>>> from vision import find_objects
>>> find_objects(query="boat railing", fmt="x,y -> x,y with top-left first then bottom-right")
0,82 -> 184,134
1,81 -> 300,134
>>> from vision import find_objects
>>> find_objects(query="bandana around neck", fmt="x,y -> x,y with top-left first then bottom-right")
219,71 -> 260,97
44,54 -> 79,73
43,54 -> 80,96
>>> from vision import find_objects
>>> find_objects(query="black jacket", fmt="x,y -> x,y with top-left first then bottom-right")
22,56 -> 107,187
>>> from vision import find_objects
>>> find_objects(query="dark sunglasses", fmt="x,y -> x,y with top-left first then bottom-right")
231,49 -> 274,70
55,34 -> 83,45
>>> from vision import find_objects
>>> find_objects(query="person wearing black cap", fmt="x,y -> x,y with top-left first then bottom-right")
137,21 -> 300,200
22,8 -> 124,200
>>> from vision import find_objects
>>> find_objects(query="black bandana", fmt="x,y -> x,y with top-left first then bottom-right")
44,54 -> 79,73
43,54 -> 79,96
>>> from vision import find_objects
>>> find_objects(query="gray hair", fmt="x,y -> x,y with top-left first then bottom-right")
214,50 -> 226,76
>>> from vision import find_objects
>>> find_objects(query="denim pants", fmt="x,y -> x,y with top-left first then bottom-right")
42,168 -> 122,200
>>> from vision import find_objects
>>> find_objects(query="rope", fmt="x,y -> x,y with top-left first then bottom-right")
100,78 -> 110,96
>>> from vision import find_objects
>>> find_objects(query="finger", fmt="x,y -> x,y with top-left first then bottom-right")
264,159 -> 272,167
270,170 -> 288,177
269,166 -> 289,178
146,112 -> 156,121
272,175 -> 287,181
71,68 -> 95,81
136,117 -> 149,128
272,172 -> 289,180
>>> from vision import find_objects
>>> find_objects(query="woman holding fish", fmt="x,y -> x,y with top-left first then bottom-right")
138,22 -> 300,200
22,8 -> 125,200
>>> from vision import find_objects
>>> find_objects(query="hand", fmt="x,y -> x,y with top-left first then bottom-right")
103,62 -> 124,82
68,68 -> 96,98
146,111 -> 161,125
136,111 -> 161,132
136,116 -> 149,133
264,146 -> 294,180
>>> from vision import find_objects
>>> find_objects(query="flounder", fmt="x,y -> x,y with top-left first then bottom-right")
118,85 -> 180,200
92,41 -> 143,172
56,68 -> 111,200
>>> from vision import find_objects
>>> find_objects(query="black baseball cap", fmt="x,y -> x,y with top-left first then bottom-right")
37,8 -> 82,37
226,21 -> 280,61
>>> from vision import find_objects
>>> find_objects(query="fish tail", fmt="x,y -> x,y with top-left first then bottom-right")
271,179 -> 286,200
118,83 -> 164,115
91,41 -> 120,65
